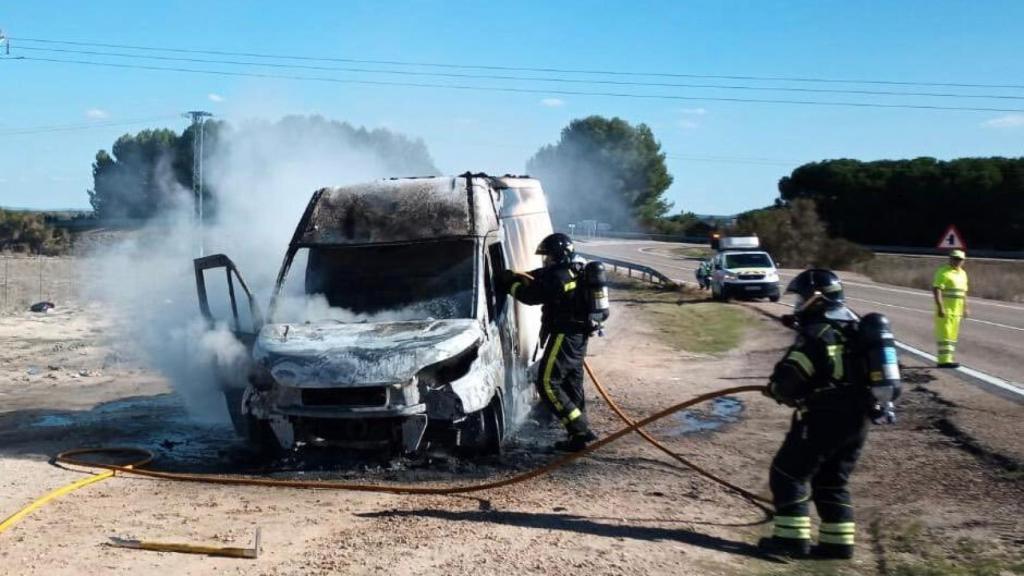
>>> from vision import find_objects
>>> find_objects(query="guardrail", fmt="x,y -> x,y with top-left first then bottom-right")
582,231 -> 1024,260
578,231 -> 707,244
577,252 -> 678,286
865,245 -> 1024,260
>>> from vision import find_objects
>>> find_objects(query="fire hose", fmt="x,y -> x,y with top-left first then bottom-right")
1,382 -> 767,540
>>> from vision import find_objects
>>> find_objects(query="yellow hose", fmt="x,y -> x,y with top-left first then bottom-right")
584,360 -> 771,505
54,386 -> 764,494
1,385 -> 766,537
0,470 -> 114,535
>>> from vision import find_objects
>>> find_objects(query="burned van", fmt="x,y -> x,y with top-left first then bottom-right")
194,173 -> 554,455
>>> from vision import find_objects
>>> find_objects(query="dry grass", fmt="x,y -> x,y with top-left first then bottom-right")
608,276 -> 748,354
0,255 -> 78,314
851,255 -> 1024,303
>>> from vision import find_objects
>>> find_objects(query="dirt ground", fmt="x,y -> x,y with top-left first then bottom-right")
1,277 -> 1022,575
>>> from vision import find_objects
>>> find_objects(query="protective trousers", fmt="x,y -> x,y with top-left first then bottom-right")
537,332 -> 590,437
934,311 -> 963,365
769,410 -> 868,553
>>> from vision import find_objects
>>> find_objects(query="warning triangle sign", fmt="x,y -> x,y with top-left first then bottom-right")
936,225 -> 966,250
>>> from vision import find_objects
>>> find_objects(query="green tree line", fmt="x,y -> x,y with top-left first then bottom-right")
88,116 -> 439,221
0,209 -> 70,255
779,157 -> 1024,250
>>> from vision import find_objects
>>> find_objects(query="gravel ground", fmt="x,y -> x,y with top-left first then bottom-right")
0,283 -> 1021,576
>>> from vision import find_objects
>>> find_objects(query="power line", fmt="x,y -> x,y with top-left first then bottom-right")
11,35 -> 1024,91
0,114 -> 182,136
10,55 -> 1024,114
12,45 -> 1024,102
665,155 -> 797,167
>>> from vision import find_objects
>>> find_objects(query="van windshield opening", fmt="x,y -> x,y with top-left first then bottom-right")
724,253 -> 773,268
304,240 -> 476,319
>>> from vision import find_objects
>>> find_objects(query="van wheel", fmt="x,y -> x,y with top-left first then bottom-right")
457,396 -> 504,457
224,390 -> 284,457
769,294 -> 781,303
223,388 -> 248,436
246,416 -> 286,458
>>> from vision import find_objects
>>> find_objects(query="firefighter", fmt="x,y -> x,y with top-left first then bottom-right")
760,269 -> 899,560
933,249 -> 969,368
500,233 -> 602,452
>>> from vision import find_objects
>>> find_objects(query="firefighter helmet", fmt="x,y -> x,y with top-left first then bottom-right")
786,268 -> 845,315
536,233 -> 575,265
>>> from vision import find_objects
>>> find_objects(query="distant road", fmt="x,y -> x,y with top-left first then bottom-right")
581,240 -> 1024,389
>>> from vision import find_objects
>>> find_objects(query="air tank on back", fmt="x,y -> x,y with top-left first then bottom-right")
583,261 -> 610,331
859,312 -> 901,404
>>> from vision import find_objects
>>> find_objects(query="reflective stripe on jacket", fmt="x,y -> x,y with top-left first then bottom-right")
933,265 -> 968,316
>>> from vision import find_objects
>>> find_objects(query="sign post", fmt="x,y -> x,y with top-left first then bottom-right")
936,225 -> 966,251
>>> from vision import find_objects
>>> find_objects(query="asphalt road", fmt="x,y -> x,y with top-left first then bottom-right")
580,240 -> 1024,387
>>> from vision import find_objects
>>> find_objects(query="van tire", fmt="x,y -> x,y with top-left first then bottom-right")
457,396 -> 504,457
224,389 -> 285,457
246,416 -> 286,458
223,388 -> 248,436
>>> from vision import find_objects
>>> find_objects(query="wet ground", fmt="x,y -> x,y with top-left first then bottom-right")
669,397 -> 744,435
2,388 -> 585,484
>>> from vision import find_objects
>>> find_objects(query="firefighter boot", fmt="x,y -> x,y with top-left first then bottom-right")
554,430 -> 597,452
811,542 -> 855,560
757,536 -> 810,559
554,410 -> 596,452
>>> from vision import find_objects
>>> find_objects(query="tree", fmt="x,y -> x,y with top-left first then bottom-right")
88,129 -> 183,220
778,157 -> 1024,250
733,198 -> 872,269
526,116 -> 673,229
0,209 -> 69,254
87,116 -> 439,222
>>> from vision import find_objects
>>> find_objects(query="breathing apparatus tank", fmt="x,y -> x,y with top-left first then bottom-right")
859,313 -> 901,422
583,261 -> 610,333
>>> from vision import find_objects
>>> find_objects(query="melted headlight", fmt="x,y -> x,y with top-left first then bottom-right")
416,345 -> 479,390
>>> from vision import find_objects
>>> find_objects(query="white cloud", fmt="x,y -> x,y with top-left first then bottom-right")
679,119 -> 699,130
982,114 -> 1024,129
85,108 -> 109,119
680,107 -> 707,116
540,98 -> 565,108
208,93 -> 225,103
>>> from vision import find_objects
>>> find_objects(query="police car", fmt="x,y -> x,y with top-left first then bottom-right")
709,236 -> 781,302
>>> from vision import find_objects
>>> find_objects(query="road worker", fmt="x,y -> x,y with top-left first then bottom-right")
500,232 -> 606,452
760,269 -> 900,560
696,258 -> 713,290
933,249 -> 969,368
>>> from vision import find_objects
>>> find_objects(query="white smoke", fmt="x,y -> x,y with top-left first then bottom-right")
83,116 -> 429,422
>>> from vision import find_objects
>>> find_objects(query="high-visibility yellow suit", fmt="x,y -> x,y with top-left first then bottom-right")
933,264 -> 968,364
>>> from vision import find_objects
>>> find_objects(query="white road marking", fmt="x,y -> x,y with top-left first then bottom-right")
600,246 -> 1024,402
636,244 -> 1024,312
629,245 -> 1024,330
893,341 -> 1024,401
844,296 -> 1024,333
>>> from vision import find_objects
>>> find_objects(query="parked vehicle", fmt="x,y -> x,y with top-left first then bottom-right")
193,173 -> 554,456
709,236 -> 781,302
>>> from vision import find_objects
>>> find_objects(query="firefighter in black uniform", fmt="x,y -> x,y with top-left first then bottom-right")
500,233 -> 604,452
760,269 -> 900,560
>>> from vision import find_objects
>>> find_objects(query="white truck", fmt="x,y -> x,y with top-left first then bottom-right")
709,236 -> 782,302
193,173 -> 554,456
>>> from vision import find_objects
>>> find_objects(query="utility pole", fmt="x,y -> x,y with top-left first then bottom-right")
184,111 -> 213,256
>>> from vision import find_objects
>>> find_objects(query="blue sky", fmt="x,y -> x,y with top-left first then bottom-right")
1,0 -> 1023,215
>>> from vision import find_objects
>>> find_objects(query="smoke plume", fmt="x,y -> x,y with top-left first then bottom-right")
83,115 -> 438,422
